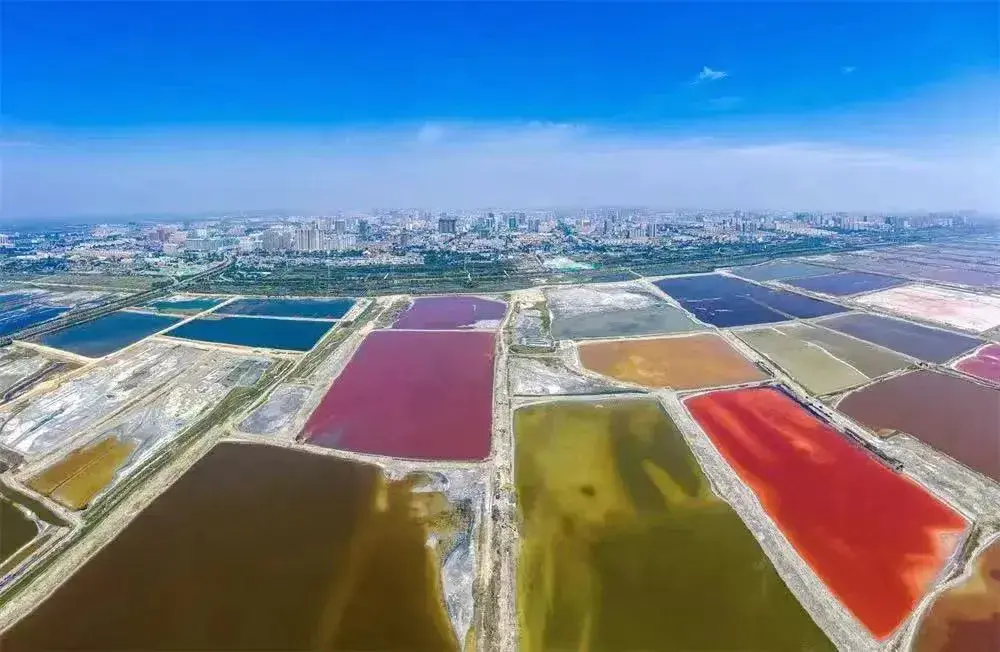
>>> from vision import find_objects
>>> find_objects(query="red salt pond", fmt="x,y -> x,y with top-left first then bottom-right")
955,344 -> 1000,385
393,296 -> 507,330
301,330 -> 495,460
685,386 -> 967,640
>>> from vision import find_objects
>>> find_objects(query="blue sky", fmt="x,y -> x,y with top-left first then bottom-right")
1,2 -> 998,217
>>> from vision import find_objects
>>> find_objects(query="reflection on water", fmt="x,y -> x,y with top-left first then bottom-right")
2,443 -> 470,651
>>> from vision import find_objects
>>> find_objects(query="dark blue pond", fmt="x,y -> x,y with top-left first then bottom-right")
654,274 -> 847,327
216,298 -> 355,320
37,311 -> 181,357
730,261 -> 836,282
820,313 -> 982,363
0,306 -> 70,337
165,316 -> 334,351
786,272 -> 905,297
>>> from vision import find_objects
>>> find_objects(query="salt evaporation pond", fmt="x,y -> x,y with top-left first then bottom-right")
855,284 -> 1000,333
0,497 -> 38,563
654,274 -> 845,327
686,386 -> 967,639
819,313 -> 982,363
785,271 -> 905,296
24,352 -> 270,510
731,260 -> 836,282
578,333 -> 767,389
392,296 -> 506,330
165,315 -> 334,351
837,369 -> 1000,483
216,297 -> 355,320
36,311 -> 180,357
144,295 -> 226,314
515,398 -> 833,651
0,306 -> 69,338
0,442 -> 471,651
954,343 -> 1000,385
545,283 -> 704,339
301,330 -> 495,460
736,323 -> 909,395
913,538 -> 1000,652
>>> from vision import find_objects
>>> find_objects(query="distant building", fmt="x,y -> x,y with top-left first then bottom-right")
0,234 -> 12,249
438,218 -> 457,234
331,234 -> 358,250
262,229 -> 284,252
334,220 -> 347,235
295,228 -> 322,252
149,226 -> 175,243
508,217 -> 518,231
528,220 -> 541,233
357,220 -> 371,240
184,238 -> 222,252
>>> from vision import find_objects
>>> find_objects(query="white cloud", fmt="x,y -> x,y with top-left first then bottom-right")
696,66 -> 728,82
841,66 -> 857,75
2,124 -> 996,218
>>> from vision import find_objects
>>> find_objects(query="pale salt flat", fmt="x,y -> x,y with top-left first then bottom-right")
854,283 -> 1000,333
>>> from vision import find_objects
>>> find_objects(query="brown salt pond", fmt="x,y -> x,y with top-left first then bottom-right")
27,435 -> 138,510
914,539 -> 1000,652
838,369 -> 1000,482
515,398 -> 832,651
0,442 -> 467,651
0,496 -> 38,563
577,333 -> 768,390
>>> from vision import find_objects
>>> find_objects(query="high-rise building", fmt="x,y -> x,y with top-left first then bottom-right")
184,238 -> 221,252
334,220 -> 347,235
295,228 -> 322,252
0,234 -> 12,249
508,217 -> 518,231
357,220 -> 370,240
438,218 -> 457,234
262,229 -> 284,252
528,220 -> 541,233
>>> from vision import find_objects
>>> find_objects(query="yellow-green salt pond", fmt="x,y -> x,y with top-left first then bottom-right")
515,398 -> 833,651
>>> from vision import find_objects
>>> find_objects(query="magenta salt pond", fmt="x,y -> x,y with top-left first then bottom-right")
392,296 -> 507,330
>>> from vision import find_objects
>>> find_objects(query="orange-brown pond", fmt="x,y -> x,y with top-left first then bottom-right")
577,333 -> 768,389
914,539 -> 1000,652
1,442 -> 467,651
27,435 -> 138,510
